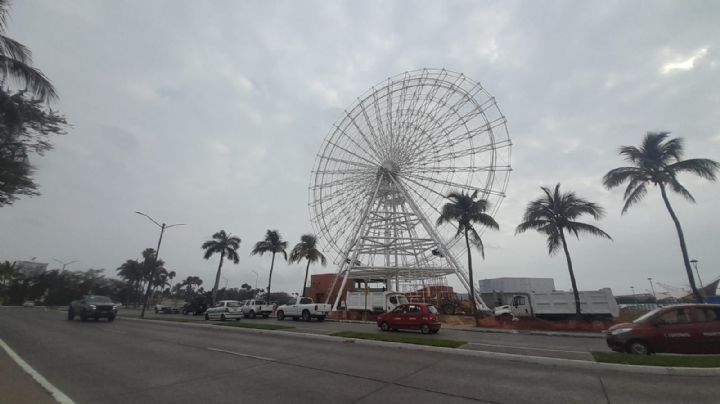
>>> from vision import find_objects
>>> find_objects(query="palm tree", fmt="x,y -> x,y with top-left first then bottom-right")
603,132 -> 719,303
201,230 -> 241,305
289,234 -> 327,297
0,0 -> 56,101
251,230 -> 287,303
516,184 -> 612,316
436,190 -> 499,321
116,259 -> 144,306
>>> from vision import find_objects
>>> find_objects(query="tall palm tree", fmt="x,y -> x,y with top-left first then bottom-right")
603,132 -> 719,303
289,234 -> 327,297
516,184 -> 612,316
201,230 -> 241,305
251,230 -> 287,303
436,190 -> 499,321
116,259 -> 144,306
0,0 -> 56,101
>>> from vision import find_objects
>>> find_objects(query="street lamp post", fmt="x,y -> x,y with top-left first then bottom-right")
647,277 -> 657,302
690,259 -> 704,289
250,270 -> 259,289
53,259 -> 78,272
136,211 -> 185,318
630,286 -> 636,301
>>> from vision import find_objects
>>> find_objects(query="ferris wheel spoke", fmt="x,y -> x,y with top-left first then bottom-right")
324,137 -> 381,167
401,171 -> 507,197
425,115 -> 508,157
355,99 -> 388,160
310,173 -> 373,190
319,155 -> 376,170
342,107 -> 385,161
369,87 -> 391,155
424,139 -> 511,164
403,165 -> 505,174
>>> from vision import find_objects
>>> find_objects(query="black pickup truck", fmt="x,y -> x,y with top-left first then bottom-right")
68,295 -> 118,322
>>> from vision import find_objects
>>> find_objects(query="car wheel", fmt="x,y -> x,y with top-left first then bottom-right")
204,313 -> 210,321
317,315 -> 325,322
67,308 -> 74,321
380,322 -> 390,332
302,310 -> 311,322
277,311 -> 285,321
108,315 -> 115,322
420,324 -> 431,334
250,311 -> 256,319
627,340 -> 650,355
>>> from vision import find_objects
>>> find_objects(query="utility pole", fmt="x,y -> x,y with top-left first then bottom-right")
136,211 -> 184,318
647,277 -> 657,302
690,260 -> 704,289
53,259 -> 78,272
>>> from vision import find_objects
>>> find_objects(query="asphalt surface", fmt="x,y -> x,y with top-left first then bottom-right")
1,307 -> 718,404
122,308 -> 608,361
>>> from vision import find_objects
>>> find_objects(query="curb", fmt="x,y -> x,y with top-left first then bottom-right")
122,316 -> 719,377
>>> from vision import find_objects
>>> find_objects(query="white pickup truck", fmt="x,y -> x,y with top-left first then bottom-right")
204,300 -> 243,321
276,297 -> 331,322
241,299 -> 273,319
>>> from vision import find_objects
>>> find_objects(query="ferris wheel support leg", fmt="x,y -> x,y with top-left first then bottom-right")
389,175 -> 490,312
327,179 -> 383,311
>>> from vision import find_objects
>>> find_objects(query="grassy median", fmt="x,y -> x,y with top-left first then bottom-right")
213,322 -> 295,331
330,331 -> 466,348
592,352 -> 720,368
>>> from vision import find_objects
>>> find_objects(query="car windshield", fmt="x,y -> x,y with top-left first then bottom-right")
85,296 -> 112,303
428,305 -> 439,314
632,307 -> 663,323
227,302 -> 241,307
300,298 -> 312,304
254,300 -> 266,305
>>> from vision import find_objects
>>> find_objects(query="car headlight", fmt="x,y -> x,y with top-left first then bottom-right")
113,305 -> 119,311
610,328 -> 633,335
89,304 -> 97,310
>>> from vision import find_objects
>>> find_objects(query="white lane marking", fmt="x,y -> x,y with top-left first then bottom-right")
466,342 -> 588,354
0,338 -> 76,404
206,347 -> 276,362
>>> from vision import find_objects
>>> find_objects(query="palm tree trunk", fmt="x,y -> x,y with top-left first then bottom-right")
559,230 -> 582,317
266,252 -> 276,302
211,253 -> 225,305
302,258 -> 311,297
464,228 -> 478,325
659,184 -> 705,303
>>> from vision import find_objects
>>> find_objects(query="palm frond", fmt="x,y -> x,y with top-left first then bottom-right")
668,158 -> 719,181
468,227 -> 485,258
667,177 -> 696,203
602,167 -> 641,189
0,56 -> 57,101
621,183 -> 648,214
515,219 -> 550,235
565,221 -> 612,240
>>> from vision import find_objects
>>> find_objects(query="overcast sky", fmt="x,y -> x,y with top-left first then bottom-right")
2,0 -> 719,298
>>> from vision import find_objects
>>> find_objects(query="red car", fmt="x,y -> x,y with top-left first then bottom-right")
377,303 -> 441,334
606,304 -> 720,355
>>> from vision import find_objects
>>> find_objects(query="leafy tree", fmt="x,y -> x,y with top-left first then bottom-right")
201,230 -> 241,305
436,190 -> 499,321
289,234 -> 326,297
516,184 -> 611,316
603,132 -> 719,303
251,230 -> 287,303
0,0 -> 56,101
0,89 -> 66,206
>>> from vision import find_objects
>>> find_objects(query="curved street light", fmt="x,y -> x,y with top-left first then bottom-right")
53,258 -> 78,272
135,211 -> 185,318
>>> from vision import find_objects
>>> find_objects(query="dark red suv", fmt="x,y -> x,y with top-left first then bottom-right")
606,304 -> 720,355
377,303 -> 441,334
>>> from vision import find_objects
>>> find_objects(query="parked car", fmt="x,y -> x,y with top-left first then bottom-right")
606,304 -> 720,354
204,300 -> 243,321
155,304 -> 180,314
276,297 -> 331,322
241,299 -> 273,319
68,295 -> 118,322
377,303 -> 441,334
22,300 -> 36,307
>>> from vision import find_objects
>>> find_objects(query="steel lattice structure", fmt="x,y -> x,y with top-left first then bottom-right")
309,68 -> 512,311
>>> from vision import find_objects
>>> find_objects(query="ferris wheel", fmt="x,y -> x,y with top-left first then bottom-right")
309,68 -> 511,310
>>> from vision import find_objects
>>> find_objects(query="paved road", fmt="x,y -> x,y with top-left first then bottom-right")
121,308 -> 608,361
1,307 -> 717,404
